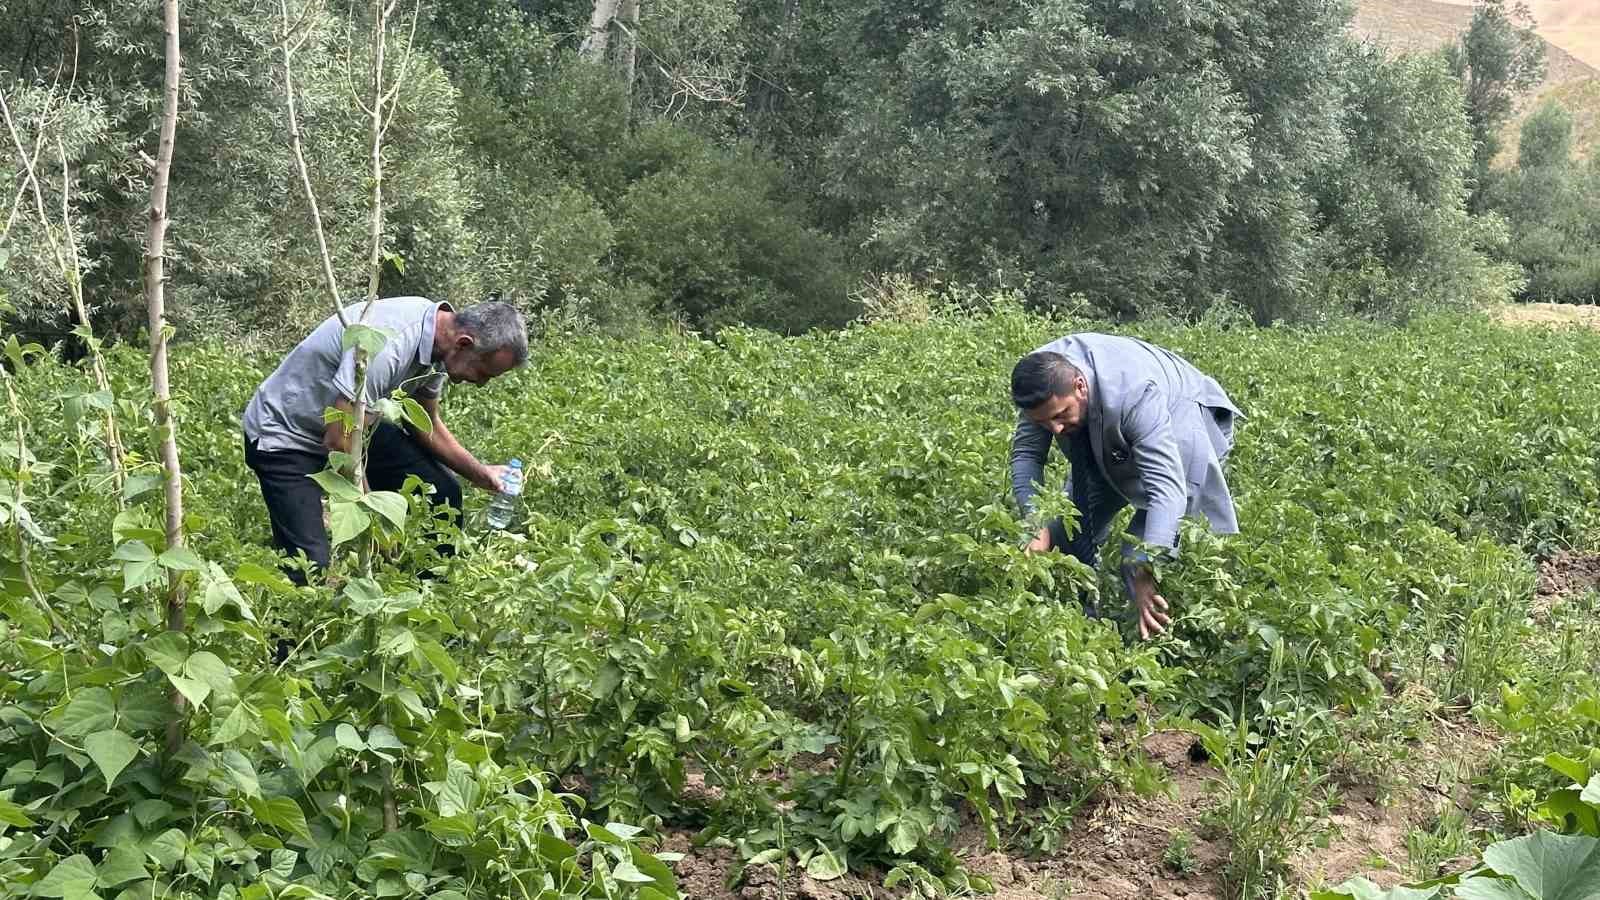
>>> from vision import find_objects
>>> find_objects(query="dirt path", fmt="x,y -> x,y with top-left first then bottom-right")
1496,302 -> 1600,330
662,725 -> 1493,899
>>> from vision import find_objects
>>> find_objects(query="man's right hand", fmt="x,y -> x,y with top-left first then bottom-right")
1025,526 -> 1052,553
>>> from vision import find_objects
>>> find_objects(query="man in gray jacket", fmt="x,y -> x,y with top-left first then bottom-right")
1009,333 -> 1241,639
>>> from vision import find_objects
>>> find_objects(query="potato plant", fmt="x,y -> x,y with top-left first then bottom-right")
4,305 -> 1600,895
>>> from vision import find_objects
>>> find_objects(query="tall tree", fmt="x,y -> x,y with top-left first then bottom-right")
1448,0 -> 1546,206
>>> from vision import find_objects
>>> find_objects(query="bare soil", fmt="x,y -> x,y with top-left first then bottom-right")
1533,550 -> 1600,619
659,727 -> 1495,898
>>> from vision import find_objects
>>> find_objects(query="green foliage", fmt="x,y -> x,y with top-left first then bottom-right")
1483,101 -> 1600,305
1313,47 -> 1508,322
2,0 -> 1536,340
8,292 -> 1600,890
0,1 -> 488,343
613,133 -> 855,333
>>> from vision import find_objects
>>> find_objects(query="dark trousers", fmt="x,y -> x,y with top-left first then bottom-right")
244,422 -> 463,580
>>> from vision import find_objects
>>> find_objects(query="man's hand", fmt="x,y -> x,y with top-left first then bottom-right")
1131,566 -> 1171,640
475,464 -> 509,493
1024,526 -> 1052,553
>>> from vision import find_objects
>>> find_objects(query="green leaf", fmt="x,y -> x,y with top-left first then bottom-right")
365,725 -> 404,760
145,828 -> 187,870
1547,754 -> 1592,787
399,397 -> 433,434
168,675 -> 211,708
131,800 -> 173,828
184,651 -> 232,696
0,796 -> 36,828
248,797 -> 312,842
328,501 -> 370,547
535,832 -> 577,865
435,767 -> 480,818
341,323 -> 392,357
1475,831 -> 1600,900
220,749 -> 261,798
123,558 -> 161,592
141,633 -> 190,676
31,854 -> 98,898
628,846 -> 679,898
235,562 -> 294,595
97,846 -> 149,888
202,566 -> 252,620
611,857 -> 657,884
360,491 -> 407,530
335,724 -> 365,752
889,818 -> 921,855
59,687 -> 116,737
804,846 -> 846,881
1308,879 -> 1430,900
157,547 -> 204,572
377,626 -> 416,657
1454,876 -> 1538,899
115,540 -> 161,591
270,849 -> 298,880
414,640 -> 459,683
747,849 -> 785,866
1541,789 -> 1600,837
121,474 -> 164,502
112,541 -> 157,563
308,470 -> 362,502
593,663 -> 623,699
85,730 -> 141,790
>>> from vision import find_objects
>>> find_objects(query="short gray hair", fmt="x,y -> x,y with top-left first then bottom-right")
456,301 -> 528,365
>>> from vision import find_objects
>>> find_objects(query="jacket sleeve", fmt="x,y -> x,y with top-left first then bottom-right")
1124,383 -> 1186,551
1009,414 -> 1052,516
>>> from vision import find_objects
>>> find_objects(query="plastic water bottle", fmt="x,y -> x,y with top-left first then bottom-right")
485,458 -> 523,530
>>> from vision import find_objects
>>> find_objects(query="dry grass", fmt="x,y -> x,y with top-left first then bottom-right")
1497,302 -> 1600,329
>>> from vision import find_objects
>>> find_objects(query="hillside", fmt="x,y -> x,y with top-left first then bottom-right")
1437,0 -> 1600,70
1353,0 -> 1600,161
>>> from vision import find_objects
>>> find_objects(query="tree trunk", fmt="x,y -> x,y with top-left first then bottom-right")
144,0 -> 185,753
617,0 -> 639,105
349,0 -> 391,514
579,0 -> 622,61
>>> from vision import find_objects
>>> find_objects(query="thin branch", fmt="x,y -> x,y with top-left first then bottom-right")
57,132 -> 127,479
0,82 -> 126,483
278,0 -> 346,326
377,0 -> 421,115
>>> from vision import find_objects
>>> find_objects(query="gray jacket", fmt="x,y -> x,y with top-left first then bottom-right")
1010,333 -> 1242,550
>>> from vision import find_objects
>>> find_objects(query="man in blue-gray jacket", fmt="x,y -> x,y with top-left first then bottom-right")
1009,333 -> 1242,639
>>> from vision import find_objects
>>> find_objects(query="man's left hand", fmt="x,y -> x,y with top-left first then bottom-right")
1131,567 -> 1172,640
475,464 -> 509,493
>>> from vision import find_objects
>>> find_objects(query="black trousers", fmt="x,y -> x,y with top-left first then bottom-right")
244,422 -> 463,579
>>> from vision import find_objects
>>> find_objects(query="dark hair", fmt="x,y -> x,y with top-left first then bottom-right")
1011,351 -> 1080,409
